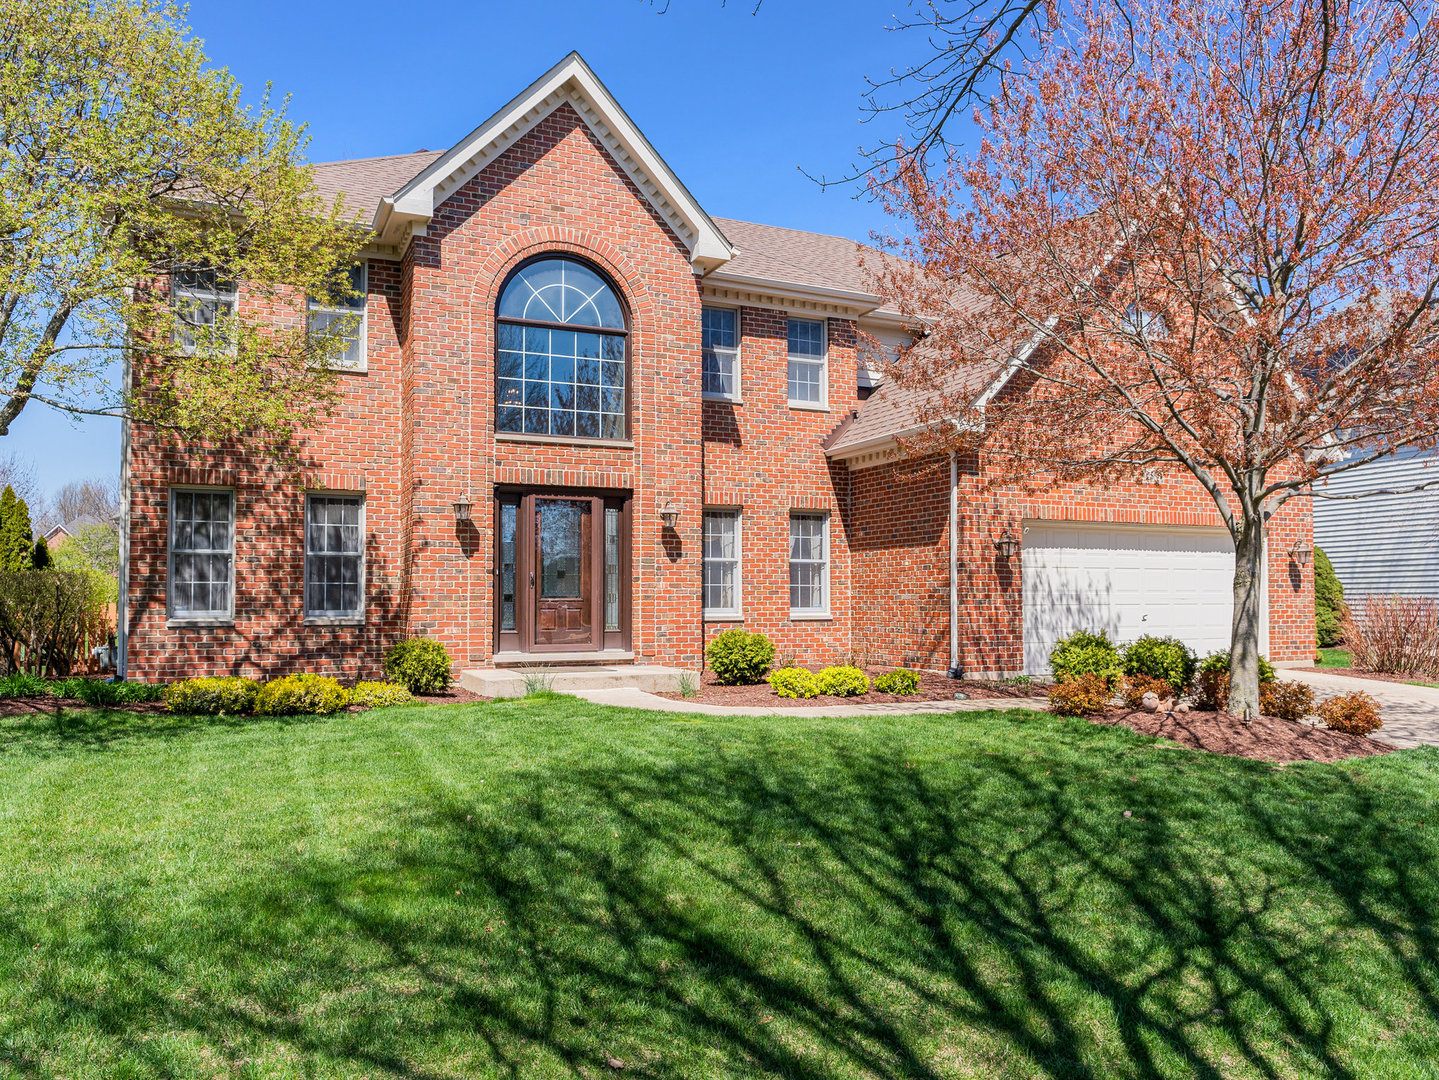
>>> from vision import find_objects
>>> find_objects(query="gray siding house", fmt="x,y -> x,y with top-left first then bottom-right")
1314,449 -> 1439,599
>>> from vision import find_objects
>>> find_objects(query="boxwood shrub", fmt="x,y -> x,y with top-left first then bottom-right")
1049,629 -> 1122,687
873,668 -> 921,695
706,628 -> 775,685
815,665 -> 870,697
1121,635 -> 1198,694
164,676 -> 259,716
383,637 -> 453,695
254,674 -> 350,716
768,667 -> 820,699
350,680 -> 416,710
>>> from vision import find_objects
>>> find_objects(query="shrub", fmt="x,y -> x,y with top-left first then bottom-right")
1197,650 -> 1276,683
0,569 -> 112,677
705,628 -> 775,685
1260,680 -> 1315,722
0,671 -> 48,698
1121,673 -> 1173,709
255,674 -> 350,716
815,665 -> 870,697
1121,635 -> 1197,693
1317,691 -> 1383,735
165,676 -> 259,716
873,668 -> 922,695
350,681 -> 415,710
1314,546 -> 1345,648
1193,670 -> 1229,711
383,637 -> 454,695
1049,629 -> 1122,687
768,667 -> 820,699
53,677 -> 164,707
1341,595 -> 1439,678
1047,672 -> 1111,715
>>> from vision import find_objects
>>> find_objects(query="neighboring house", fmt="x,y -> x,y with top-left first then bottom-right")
1314,448 -> 1439,602
121,53 -> 1314,681
45,515 -> 104,551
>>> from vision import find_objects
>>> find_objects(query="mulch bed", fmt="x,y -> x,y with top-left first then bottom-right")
1091,705 -> 1395,763
655,669 -> 1043,709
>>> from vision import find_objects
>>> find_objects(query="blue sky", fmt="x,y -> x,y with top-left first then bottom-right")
10,0 -> 942,498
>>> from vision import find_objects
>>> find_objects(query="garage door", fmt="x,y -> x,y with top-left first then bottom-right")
1021,522 -> 1237,675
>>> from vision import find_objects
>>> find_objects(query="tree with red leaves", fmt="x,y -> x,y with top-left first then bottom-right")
869,0 -> 1439,717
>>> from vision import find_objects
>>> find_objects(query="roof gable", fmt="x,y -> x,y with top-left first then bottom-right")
378,53 -> 734,270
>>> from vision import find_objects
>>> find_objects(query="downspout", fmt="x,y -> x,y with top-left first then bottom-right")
116,310 -> 132,680
948,450 -> 961,678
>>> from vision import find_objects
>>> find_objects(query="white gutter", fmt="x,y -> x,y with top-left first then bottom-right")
116,316 -> 131,680
949,450 -> 961,677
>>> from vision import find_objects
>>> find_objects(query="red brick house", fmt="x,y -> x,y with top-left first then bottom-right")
119,53 -> 1314,683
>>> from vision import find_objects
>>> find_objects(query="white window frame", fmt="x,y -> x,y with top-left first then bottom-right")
171,265 -> 237,356
786,316 -> 828,410
303,492 -> 366,622
701,306 -> 741,402
307,262 -> 368,372
702,508 -> 743,619
788,511 -> 831,618
167,486 -> 235,623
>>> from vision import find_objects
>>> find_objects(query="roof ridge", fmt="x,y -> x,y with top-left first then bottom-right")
713,215 -> 882,252
310,149 -> 443,169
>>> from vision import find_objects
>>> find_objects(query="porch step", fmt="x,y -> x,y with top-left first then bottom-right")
459,664 -> 695,699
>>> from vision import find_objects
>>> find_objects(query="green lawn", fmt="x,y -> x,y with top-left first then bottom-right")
1318,647 -> 1352,668
2,697 -> 1438,1079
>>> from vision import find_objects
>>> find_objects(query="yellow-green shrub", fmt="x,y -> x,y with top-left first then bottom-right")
815,665 -> 870,697
768,667 -> 820,699
254,674 -> 350,716
873,668 -> 921,695
350,681 -> 415,710
164,676 -> 259,716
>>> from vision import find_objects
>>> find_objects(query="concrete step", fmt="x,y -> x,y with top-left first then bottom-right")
459,664 -> 695,699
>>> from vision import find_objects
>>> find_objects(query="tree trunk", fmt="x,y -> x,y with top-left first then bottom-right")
1228,516 -> 1265,719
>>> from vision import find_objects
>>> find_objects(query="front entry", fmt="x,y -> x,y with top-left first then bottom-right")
495,490 -> 631,656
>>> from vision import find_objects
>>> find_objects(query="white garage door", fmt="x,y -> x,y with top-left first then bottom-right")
1021,522 -> 1238,675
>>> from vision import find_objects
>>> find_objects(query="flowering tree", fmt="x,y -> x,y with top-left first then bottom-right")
0,0 -> 367,446
870,0 -> 1439,716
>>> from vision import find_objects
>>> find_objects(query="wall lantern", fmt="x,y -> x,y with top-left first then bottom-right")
659,499 -> 681,529
1289,540 -> 1313,567
452,493 -> 473,524
993,529 -> 1021,559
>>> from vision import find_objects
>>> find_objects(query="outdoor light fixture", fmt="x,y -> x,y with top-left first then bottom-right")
993,529 -> 1021,559
1289,540 -> 1313,567
452,493 -> 473,524
659,499 -> 680,529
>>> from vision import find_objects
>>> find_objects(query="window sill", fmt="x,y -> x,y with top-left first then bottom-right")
702,394 -> 743,405
789,611 -> 833,621
495,432 -> 634,450
787,401 -> 830,413
305,615 -> 366,627
167,617 -> 235,628
703,612 -> 744,622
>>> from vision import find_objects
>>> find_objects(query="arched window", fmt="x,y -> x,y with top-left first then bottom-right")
495,256 -> 628,440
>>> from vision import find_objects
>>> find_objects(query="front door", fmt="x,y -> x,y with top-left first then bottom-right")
534,497 -> 593,648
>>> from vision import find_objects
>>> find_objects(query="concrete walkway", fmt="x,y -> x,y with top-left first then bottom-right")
572,686 -> 1050,718
1284,668 -> 1439,750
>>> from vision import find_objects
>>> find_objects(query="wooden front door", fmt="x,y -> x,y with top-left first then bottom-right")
533,497 -> 594,648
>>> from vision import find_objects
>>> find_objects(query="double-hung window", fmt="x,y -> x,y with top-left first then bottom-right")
171,264 -> 236,354
305,494 -> 364,619
787,317 -> 827,407
168,488 -> 234,620
789,512 -> 829,616
702,307 -> 740,400
307,263 -> 368,371
702,509 -> 742,618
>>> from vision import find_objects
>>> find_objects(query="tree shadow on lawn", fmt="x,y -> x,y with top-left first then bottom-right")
17,725 -> 1439,1079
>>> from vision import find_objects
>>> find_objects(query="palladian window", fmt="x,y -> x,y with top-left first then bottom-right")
495,257 -> 628,440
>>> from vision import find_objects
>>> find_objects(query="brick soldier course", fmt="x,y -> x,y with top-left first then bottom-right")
123,53 -> 1314,683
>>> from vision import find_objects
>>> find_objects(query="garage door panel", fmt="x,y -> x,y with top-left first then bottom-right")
1021,523 -> 1236,675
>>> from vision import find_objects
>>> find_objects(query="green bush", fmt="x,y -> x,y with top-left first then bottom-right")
350,681 -> 415,710
1047,672 -> 1112,715
254,674 -> 350,716
383,637 -> 453,695
1314,546 -> 1345,648
0,671 -> 49,698
1121,635 -> 1197,693
165,676 -> 259,716
873,668 -> 922,695
705,629 -> 775,685
768,667 -> 820,699
815,665 -> 870,697
1198,650 -> 1276,683
1049,629 -> 1122,687
52,677 -> 164,706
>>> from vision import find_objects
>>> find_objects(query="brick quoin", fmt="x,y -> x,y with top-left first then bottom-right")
125,92 -> 1315,682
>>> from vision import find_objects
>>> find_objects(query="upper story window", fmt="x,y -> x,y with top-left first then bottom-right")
171,263 -> 236,355
702,307 -> 740,400
787,317 -> 827,408
1121,303 -> 1169,339
495,257 -> 628,441
307,262 -> 368,371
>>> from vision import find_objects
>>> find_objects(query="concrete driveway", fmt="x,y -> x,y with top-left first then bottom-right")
1284,668 -> 1439,750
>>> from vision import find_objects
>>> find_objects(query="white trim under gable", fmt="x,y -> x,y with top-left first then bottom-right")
377,52 -> 735,271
